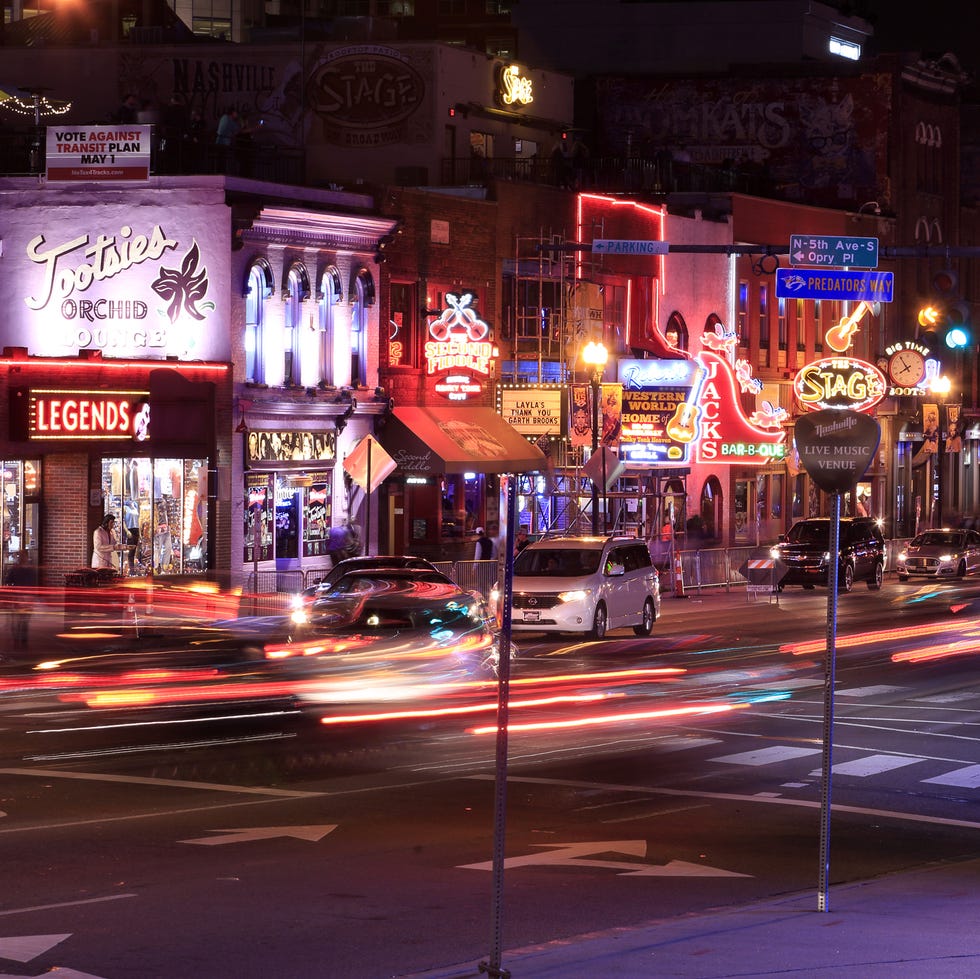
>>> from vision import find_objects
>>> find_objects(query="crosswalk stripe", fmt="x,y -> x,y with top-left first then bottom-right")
812,754 -> 923,777
921,765 -> 980,789
711,746 -> 821,766
914,692 -> 977,704
837,685 -> 905,697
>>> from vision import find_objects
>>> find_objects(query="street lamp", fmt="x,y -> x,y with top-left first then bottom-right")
582,340 -> 608,534
930,374 -> 952,528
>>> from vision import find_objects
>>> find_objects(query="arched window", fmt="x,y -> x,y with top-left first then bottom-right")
318,267 -> 343,387
350,267 -> 374,388
283,263 -> 310,388
699,475 -> 723,543
244,259 -> 273,384
664,311 -> 689,353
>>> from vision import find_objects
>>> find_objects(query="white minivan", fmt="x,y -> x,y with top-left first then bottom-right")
497,535 -> 661,640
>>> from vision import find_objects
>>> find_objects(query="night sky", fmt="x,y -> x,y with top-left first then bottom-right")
863,1 -> 980,74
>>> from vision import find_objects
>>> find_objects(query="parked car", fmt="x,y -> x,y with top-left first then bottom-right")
494,535 -> 661,640
897,529 -> 980,581
772,517 -> 885,592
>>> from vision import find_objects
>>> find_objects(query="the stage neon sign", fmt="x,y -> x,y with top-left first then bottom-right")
793,357 -> 887,413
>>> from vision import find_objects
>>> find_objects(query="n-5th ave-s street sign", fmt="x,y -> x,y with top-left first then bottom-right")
776,268 -> 893,303
790,234 -> 878,268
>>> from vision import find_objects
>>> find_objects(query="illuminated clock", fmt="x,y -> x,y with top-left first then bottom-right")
888,349 -> 926,387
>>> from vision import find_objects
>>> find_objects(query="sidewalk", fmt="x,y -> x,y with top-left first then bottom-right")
405,857 -> 980,977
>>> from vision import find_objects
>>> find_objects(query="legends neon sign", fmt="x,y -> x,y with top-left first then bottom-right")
28,388 -> 149,440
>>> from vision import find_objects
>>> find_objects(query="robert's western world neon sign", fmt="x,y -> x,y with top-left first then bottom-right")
617,331 -> 787,466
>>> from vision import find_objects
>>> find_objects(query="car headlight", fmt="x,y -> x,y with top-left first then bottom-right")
290,608 -> 309,626
769,547 -> 780,559
490,586 -> 500,604
558,589 -> 589,603
939,554 -> 953,563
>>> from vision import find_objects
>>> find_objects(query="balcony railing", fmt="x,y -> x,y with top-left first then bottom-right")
0,127 -> 774,200
0,129 -> 304,185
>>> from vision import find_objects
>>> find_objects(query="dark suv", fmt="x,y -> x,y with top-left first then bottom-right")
772,517 -> 885,592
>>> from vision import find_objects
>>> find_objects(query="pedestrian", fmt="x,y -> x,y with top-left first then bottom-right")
474,526 -> 494,561
215,107 -> 242,147
4,549 -> 37,649
115,93 -> 140,124
123,499 -> 140,573
515,527 -> 530,553
160,95 -> 189,172
92,514 -> 124,571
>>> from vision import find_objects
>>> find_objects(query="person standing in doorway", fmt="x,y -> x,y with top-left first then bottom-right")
92,514 -> 124,571
474,527 -> 494,560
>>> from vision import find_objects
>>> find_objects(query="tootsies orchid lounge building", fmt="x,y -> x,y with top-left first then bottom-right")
0,177 -> 233,586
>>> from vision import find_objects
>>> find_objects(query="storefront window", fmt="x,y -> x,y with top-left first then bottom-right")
1,460 -> 40,577
244,470 -> 333,564
102,456 -> 209,575
303,473 -> 332,557
245,474 -> 274,564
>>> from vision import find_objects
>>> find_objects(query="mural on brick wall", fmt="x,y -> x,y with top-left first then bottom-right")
594,73 -> 890,208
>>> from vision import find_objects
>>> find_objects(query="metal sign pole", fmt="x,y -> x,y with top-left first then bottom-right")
365,437 -> 372,557
817,491 -> 841,911
483,474 -> 517,979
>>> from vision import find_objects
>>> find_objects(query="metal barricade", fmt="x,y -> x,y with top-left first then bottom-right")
452,559 -> 498,599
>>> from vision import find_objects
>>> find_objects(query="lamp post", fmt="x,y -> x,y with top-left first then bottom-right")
583,340 -> 608,535
931,374 -> 951,528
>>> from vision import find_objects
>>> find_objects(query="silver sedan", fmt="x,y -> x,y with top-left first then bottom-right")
897,529 -> 980,580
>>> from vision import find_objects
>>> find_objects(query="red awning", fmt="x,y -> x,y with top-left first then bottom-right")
378,406 -> 546,475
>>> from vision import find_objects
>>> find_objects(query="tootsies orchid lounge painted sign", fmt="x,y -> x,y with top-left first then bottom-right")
0,193 -> 231,361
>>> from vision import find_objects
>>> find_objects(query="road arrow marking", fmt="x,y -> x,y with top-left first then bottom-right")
0,934 -> 71,962
180,824 -> 337,846
620,859 -> 750,877
458,841 -> 750,877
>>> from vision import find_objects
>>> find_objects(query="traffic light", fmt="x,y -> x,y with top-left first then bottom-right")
917,268 -> 972,351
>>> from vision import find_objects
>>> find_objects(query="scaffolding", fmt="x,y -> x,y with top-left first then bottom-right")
504,229 -> 691,543
504,230 -> 574,385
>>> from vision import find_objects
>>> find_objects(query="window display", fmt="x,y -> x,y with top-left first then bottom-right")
303,473 -> 332,557
245,473 -> 273,563
1,460 -> 40,578
101,456 -> 209,575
